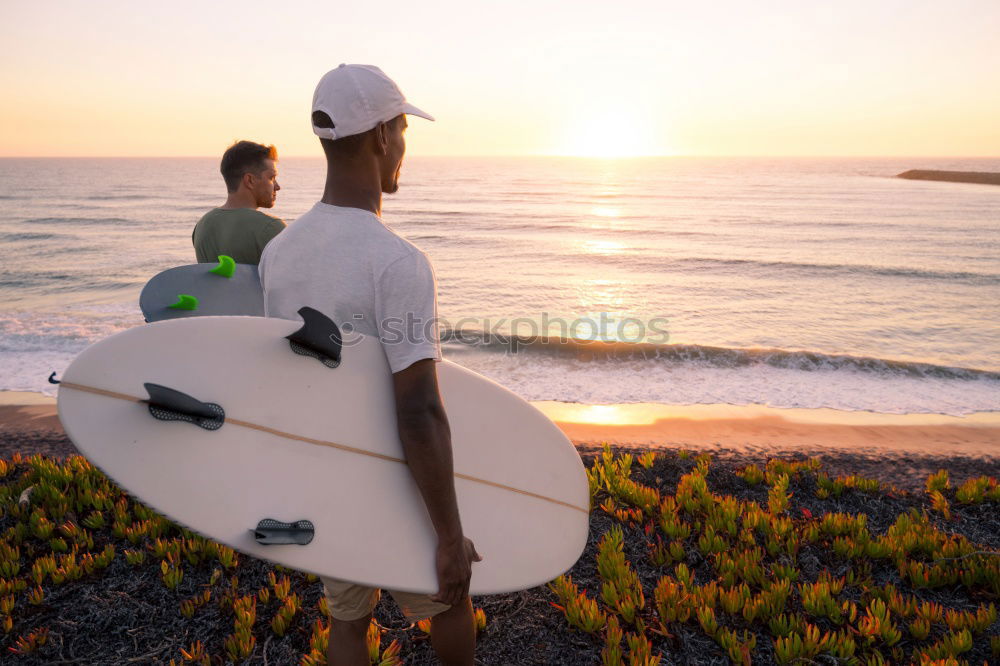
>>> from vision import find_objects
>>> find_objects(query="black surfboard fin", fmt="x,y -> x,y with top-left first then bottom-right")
251,519 -> 315,545
144,383 -> 225,431
285,307 -> 343,368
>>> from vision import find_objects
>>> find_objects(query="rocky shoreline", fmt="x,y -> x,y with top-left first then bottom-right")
897,169 -> 1000,186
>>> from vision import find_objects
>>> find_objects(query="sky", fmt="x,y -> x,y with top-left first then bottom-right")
2,1 -> 999,157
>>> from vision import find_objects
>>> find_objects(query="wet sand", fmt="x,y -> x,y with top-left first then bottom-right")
551,404 -> 1000,492
558,413 -> 1000,457
0,404 -> 63,433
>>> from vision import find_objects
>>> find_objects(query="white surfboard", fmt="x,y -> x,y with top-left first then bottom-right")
56,313 -> 589,595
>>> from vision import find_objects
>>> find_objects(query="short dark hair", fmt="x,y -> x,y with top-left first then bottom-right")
220,141 -> 278,192
312,112 -> 402,160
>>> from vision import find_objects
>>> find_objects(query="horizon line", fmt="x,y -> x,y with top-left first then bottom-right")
2,154 -> 1000,160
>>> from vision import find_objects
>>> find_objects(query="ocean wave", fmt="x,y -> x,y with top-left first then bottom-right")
494,190 -> 580,198
84,194 -> 150,201
23,217 -> 140,226
0,232 -> 64,241
448,350 -> 1000,416
639,256 -> 1000,284
0,275 -> 139,294
440,330 -> 1000,381
550,252 -> 1000,285
406,235 -> 495,246
399,209 -> 479,217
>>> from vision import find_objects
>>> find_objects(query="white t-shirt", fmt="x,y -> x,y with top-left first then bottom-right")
259,202 -> 441,374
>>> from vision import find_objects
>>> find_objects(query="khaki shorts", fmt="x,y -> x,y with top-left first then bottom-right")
321,576 -> 451,622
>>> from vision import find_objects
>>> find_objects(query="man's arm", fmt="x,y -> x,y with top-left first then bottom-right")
392,358 -> 481,605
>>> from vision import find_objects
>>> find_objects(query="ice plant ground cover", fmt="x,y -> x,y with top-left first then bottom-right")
0,448 -> 997,664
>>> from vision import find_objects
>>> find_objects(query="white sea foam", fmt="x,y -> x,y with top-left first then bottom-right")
445,347 -> 1000,416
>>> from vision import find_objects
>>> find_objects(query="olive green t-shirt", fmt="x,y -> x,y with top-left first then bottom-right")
192,208 -> 286,265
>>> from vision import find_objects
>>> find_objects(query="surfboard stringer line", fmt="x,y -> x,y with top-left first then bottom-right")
59,381 -> 589,515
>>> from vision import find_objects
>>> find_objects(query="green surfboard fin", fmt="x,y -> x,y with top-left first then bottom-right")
210,255 -> 236,278
168,294 -> 199,310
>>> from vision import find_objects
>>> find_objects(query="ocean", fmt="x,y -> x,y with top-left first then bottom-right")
1,156 -> 998,416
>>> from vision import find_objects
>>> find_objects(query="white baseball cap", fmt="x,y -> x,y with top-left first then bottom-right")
311,64 -> 434,140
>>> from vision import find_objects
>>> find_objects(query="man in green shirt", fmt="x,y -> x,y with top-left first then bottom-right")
192,140 -> 286,264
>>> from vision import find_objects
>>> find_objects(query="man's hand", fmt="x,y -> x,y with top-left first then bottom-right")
431,537 -> 483,606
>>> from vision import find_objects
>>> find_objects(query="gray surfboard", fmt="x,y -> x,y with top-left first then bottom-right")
140,256 -> 264,322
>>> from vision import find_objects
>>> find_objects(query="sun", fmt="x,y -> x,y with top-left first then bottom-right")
557,111 -> 672,158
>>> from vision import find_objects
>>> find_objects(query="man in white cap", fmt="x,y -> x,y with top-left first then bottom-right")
258,65 -> 481,665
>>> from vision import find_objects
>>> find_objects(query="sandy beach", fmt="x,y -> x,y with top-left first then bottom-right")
4,392 -> 998,493
561,412 -> 1000,492
552,402 -> 1000,491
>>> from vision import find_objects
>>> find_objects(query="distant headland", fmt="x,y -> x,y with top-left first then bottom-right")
897,169 -> 1000,186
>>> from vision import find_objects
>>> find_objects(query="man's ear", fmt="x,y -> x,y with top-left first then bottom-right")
375,122 -> 389,155
241,171 -> 256,191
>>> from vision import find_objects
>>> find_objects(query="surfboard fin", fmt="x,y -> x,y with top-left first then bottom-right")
210,255 -> 236,278
144,383 -> 225,430
168,294 -> 199,310
251,519 -> 315,546
285,307 -> 343,368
